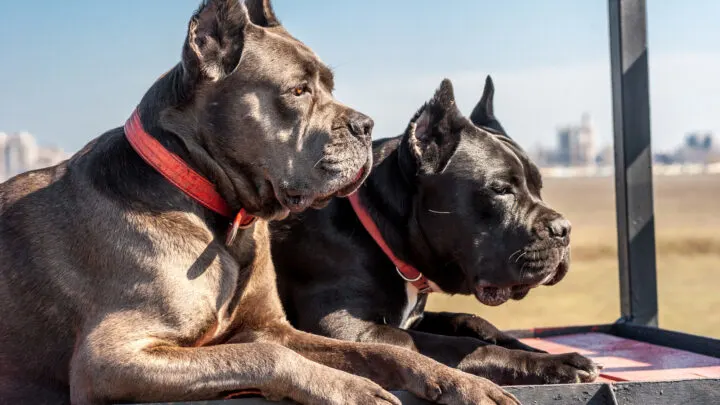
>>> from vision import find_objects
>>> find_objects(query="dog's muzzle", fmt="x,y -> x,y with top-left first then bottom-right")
474,244 -> 570,307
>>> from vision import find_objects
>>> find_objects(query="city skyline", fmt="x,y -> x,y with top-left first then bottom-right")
2,113 -> 715,181
534,113 -> 717,169
0,131 -> 69,182
0,123 -> 716,183
2,112 -> 712,162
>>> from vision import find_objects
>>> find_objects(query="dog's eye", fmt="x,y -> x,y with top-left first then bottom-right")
491,183 -> 513,195
292,84 -> 309,96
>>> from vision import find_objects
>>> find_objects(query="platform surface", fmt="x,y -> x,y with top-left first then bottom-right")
136,331 -> 720,404
520,332 -> 720,383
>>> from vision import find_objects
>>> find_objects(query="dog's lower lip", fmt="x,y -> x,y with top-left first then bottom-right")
310,198 -> 332,209
352,167 -> 365,183
510,284 -> 532,300
544,264 -> 567,286
283,194 -> 312,213
474,286 -> 511,306
275,207 -> 291,220
277,165 -> 366,212
337,166 -> 367,197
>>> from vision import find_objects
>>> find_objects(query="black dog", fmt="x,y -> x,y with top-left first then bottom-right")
271,77 -> 601,385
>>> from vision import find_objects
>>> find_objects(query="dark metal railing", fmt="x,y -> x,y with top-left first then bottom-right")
608,0 -> 659,328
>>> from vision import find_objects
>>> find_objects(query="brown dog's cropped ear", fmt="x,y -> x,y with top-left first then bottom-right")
245,0 -> 281,27
469,75 -> 508,136
399,79 -> 464,176
182,0 -> 250,84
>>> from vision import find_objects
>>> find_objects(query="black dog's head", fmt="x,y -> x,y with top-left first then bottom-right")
400,78 -> 571,306
151,0 -> 372,220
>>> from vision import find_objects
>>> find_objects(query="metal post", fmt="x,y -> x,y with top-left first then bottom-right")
608,0 -> 658,327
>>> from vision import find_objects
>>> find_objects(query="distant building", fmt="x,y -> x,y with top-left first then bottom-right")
595,145 -> 614,166
549,113 -> 597,167
684,132 -> 713,150
672,131 -> 716,164
653,153 -> 675,165
0,131 -> 69,182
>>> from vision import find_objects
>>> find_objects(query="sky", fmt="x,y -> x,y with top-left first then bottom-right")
1,0 -> 719,154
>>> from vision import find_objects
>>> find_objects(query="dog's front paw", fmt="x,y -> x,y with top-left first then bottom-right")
426,371 -> 521,405
530,352 -> 601,384
458,347 -> 599,386
290,368 -> 401,405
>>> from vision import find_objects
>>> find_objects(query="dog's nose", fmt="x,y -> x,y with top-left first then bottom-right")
348,112 -> 374,139
547,217 -> 571,239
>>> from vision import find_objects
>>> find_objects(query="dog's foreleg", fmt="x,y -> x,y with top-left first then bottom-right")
70,339 -> 399,405
413,311 -> 545,352
301,313 -> 599,387
271,326 -> 520,405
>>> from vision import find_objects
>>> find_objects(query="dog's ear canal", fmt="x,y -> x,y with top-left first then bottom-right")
182,0 -> 251,83
399,79 -> 463,176
245,0 -> 281,27
469,75 -> 508,136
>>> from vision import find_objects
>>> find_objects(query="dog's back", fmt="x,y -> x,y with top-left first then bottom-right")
0,162 -> 62,212
0,160 -> 77,401
0,130 -> 122,400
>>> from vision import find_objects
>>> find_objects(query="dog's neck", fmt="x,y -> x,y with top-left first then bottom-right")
100,65 -> 265,249
132,65 -> 275,222
355,137 -> 441,278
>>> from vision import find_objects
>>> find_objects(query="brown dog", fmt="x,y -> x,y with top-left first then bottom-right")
0,1 -> 518,404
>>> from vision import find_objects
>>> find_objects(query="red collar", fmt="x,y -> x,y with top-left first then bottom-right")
124,108 -> 256,245
348,192 -> 434,294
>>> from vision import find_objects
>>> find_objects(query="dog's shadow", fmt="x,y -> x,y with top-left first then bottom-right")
186,243 -> 222,280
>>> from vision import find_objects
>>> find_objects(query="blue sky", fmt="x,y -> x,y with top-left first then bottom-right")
1,1 -> 718,154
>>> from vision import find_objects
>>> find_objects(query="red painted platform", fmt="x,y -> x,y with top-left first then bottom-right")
520,332 -> 720,383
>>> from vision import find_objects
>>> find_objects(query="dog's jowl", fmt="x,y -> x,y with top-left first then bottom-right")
272,77 -> 601,386
0,1 -> 520,404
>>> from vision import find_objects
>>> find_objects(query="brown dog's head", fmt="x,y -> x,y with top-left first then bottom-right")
149,0 -> 372,220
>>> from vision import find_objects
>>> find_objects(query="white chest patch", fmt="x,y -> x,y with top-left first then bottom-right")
399,283 -> 419,330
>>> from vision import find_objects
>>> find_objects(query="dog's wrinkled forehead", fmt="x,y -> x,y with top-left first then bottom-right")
457,129 -> 543,196
247,28 -> 334,91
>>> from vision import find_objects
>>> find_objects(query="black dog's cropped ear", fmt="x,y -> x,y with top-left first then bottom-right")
182,0 -> 251,83
400,79 -> 463,176
469,75 -> 508,136
245,0 -> 281,27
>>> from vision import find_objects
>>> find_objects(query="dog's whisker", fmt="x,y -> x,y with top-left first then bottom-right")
428,209 -> 451,215
508,249 -> 522,263
313,156 -> 326,168
514,251 -> 527,264
518,263 -> 529,281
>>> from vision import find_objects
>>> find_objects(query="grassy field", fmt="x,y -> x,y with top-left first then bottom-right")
426,174 -> 720,339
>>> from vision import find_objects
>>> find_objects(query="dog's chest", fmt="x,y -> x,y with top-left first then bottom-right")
144,221 -> 274,344
398,283 -> 427,329
191,224 -> 284,344
181,252 -> 276,345
129,213 -> 282,346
